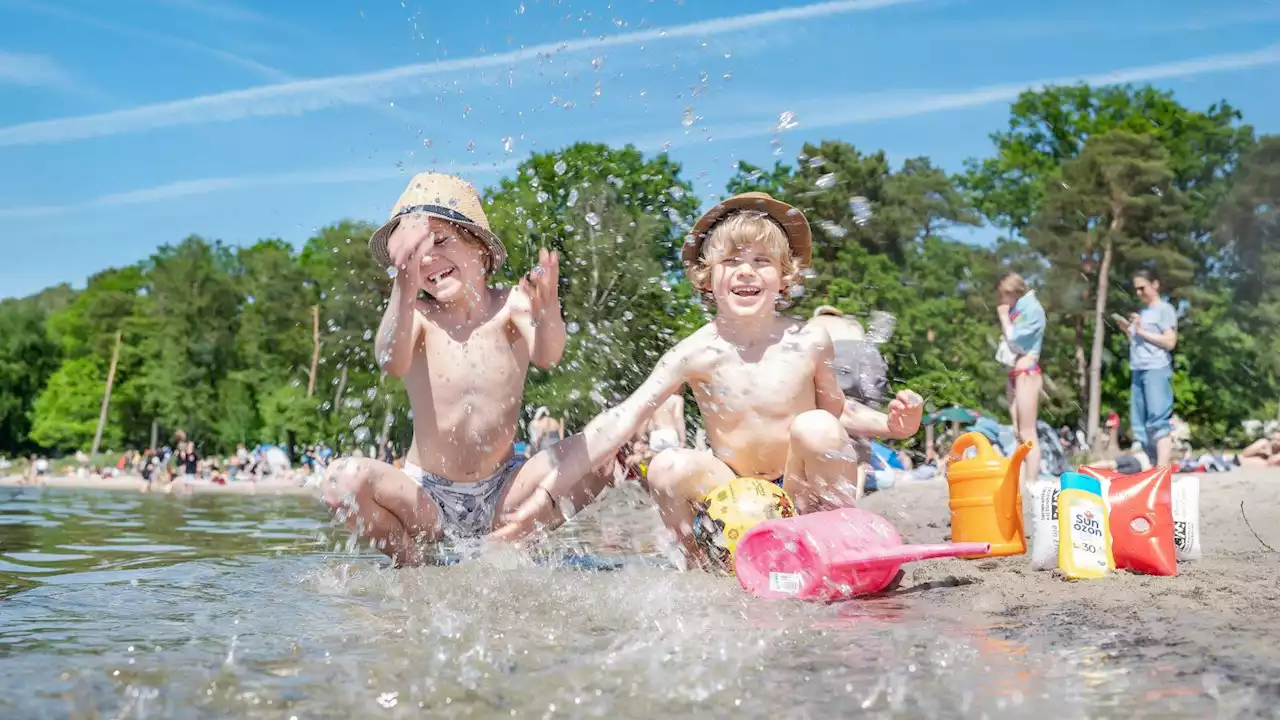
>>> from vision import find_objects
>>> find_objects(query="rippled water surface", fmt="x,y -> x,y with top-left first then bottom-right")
0,485 -> 1273,719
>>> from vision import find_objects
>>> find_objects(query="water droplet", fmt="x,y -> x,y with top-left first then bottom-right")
567,322 -> 580,334
567,188 -> 579,206
591,57 -> 604,71
817,220 -> 847,238
849,196 -> 873,226
776,111 -> 799,131
362,329 -> 373,341
815,173 -> 838,190
554,159 -> 568,175
502,136 -> 514,153
526,219 -> 535,229
536,191 -> 549,204
682,107 -> 696,128
668,186 -> 686,200
799,267 -> 818,279
808,156 -> 826,168
585,212 -> 601,227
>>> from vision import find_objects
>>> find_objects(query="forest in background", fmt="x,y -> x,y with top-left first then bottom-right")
2,83 -> 1278,458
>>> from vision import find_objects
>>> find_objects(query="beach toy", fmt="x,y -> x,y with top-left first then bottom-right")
946,432 -> 1032,557
692,477 -> 797,571
1057,472 -> 1114,579
733,507 -> 990,601
1028,478 -> 1061,570
1171,475 -> 1201,561
1081,466 -> 1178,576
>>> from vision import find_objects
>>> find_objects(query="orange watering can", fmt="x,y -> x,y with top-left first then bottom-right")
946,432 -> 1032,558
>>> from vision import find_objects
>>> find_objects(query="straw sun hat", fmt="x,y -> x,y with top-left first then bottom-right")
681,191 -> 813,269
368,173 -> 507,275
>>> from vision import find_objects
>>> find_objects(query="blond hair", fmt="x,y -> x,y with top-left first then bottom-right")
687,210 -> 800,294
997,272 -> 1030,298
813,305 -> 844,318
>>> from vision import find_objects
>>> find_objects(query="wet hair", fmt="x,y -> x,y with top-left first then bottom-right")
1133,268 -> 1161,287
687,210 -> 800,293
996,272 -> 1030,298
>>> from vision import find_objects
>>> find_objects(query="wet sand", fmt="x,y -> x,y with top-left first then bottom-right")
0,474 -> 314,497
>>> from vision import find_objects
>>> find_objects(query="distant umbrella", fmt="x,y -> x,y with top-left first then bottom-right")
923,405 -> 986,426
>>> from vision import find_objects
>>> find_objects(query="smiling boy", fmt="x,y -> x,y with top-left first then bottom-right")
493,192 -> 922,562
320,173 -> 612,565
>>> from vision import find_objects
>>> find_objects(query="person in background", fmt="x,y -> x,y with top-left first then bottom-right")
995,272 -> 1047,485
529,407 -> 564,455
1116,268 -> 1178,467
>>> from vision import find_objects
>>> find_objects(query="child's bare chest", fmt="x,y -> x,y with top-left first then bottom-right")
698,344 -> 816,410
417,316 -> 528,390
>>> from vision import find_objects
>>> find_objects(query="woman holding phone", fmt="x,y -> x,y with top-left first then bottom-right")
1116,268 -> 1178,467
995,273 -> 1047,485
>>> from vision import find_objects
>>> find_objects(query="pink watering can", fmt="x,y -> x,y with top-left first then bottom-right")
733,508 -> 990,602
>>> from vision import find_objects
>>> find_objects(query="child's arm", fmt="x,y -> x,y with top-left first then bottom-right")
489,340 -> 695,542
512,248 -> 566,369
376,279 -> 426,377
810,326 -> 846,417
840,392 -> 924,440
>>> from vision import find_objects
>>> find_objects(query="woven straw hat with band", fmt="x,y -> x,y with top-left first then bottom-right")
681,191 -> 813,270
369,173 -> 507,276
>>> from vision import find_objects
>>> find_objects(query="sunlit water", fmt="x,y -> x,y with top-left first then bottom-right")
0,485 -> 1271,719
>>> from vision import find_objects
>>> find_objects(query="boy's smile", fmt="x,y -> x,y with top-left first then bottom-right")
711,242 -> 783,317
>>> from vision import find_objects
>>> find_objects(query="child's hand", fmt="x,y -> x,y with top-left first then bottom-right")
520,248 -> 561,323
391,238 -> 429,293
996,304 -> 1011,320
886,390 -> 924,439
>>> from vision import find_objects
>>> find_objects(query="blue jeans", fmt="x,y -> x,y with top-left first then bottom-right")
1130,365 -> 1174,459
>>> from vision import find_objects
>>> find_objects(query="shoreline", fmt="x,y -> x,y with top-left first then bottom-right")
0,474 -> 316,497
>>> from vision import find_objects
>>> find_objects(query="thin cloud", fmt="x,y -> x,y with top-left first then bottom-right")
0,51 -> 72,89
0,160 -> 523,220
5,43 -> 1275,219
696,44 -> 1280,144
2,0 -> 291,82
0,0 -> 925,147
146,0 -> 272,25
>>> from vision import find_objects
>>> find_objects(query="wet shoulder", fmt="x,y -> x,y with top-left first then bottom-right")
785,318 -> 830,357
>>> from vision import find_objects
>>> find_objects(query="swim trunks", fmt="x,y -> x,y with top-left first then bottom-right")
403,455 -> 526,538
649,427 -> 682,453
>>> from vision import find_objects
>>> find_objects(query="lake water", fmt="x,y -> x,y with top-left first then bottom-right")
0,484 -> 1271,719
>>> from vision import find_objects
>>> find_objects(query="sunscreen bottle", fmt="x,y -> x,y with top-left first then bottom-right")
1057,472 -> 1113,579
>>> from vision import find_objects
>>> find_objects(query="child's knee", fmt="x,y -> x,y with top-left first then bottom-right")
321,458 -> 369,508
790,410 -> 845,454
646,450 -> 695,498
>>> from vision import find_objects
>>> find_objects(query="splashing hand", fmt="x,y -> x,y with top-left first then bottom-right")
391,235 -> 429,293
887,390 -> 924,439
520,248 -> 561,323
490,485 -> 557,545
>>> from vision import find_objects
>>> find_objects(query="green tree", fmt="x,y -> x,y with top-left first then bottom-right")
28,357 -> 122,451
485,142 -> 703,425
1028,131 -> 1186,440
0,290 -> 67,455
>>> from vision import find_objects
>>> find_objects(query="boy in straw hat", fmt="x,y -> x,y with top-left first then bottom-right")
321,172 -> 613,565
492,192 -> 923,563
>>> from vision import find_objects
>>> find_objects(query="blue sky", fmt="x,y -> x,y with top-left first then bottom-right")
1,0 -> 1278,299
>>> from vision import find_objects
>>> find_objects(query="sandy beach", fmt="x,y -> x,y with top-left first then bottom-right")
0,473 -> 315,497
853,467 -> 1280,671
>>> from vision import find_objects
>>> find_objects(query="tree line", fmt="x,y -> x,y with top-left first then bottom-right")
1,83 -> 1277,458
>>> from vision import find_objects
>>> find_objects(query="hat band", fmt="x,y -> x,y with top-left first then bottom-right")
393,203 -> 479,227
